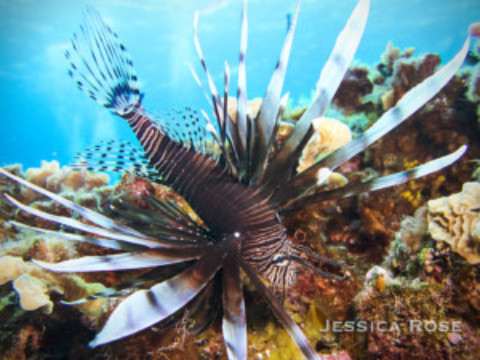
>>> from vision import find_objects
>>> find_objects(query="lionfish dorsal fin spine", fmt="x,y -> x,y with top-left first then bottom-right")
260,0 -> 370,196
235,0 -> 249,163
249,0 -> 300,187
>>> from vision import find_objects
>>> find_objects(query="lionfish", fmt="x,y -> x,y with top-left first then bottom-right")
0,0 -> 471,359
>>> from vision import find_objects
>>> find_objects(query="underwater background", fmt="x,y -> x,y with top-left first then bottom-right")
1,0 -> 479,169
1,0 -> 480,359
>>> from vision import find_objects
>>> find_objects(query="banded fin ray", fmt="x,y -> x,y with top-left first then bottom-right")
89,250 -> 224,348
239,258 -> 320,360
0,168 -> 148,239
280,145 -> 468,211
62,263 -> 192,305
109,197 -> 211,244
3,193 -> 163,249
9,221 -> 145,251
32,248 -> 204,273
67,6 -> 142,114
249,0 -> 300,186
260,0 -> 370,194
275,36 -> 471,204
222,257 -> 247,360
235,0 -> 248,161
193,12 -> 226,150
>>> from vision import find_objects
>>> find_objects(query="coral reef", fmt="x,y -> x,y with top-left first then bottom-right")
1,42 -> 480,359
298,117 -> 352,172
225,96 -> 262,123
428,182 -> 480,264
351,277 -> 479,360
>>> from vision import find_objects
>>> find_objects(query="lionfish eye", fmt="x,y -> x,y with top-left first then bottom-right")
272,254 -> 289,266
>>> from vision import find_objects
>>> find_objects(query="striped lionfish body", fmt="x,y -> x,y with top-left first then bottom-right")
0,0 -> 472,359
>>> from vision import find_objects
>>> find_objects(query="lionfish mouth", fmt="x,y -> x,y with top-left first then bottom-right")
0,0 -> 471,359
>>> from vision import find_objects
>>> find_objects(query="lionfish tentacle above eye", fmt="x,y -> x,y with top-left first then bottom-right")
89,249 -> 225,348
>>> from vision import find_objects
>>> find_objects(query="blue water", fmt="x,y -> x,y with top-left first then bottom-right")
1,0 -> 479,169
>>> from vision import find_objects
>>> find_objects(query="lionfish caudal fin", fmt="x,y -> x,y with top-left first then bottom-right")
66,6 -> 142,116
68,7 -> 216,158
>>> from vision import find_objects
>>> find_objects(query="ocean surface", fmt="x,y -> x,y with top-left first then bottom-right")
1,0 -> 479,169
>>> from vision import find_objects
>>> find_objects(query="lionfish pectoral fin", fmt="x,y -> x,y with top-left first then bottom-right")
3,192 -> 160,249
9,221 -> 144,251
67,6 -> 142,116
278,35 -> 471,203
61,263 -> 193,306
260,0 -> 370,195
0,168 -> 148,239
279,145 -> 468,211
222,258 -> 247,360
239,259 -> 321,360
32,249 -> 201,273
89,251 -> 224,348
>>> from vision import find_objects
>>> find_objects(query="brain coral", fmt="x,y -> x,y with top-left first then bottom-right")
427,182 -> 480,264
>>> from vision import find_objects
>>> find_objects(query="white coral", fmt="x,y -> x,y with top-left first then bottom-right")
427,182 -> 480,264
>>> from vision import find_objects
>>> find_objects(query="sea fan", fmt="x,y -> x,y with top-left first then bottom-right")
0,0 -> 471,359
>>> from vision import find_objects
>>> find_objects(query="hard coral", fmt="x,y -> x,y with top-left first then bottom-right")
298,117 -> 352,173
332,67 -> 374,115
0,254 -> 107,315
22,160 -> 109,203
427,182 -> 480,264
353,278 -> 479,360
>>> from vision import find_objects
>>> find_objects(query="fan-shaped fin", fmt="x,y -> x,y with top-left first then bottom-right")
33,248 -> 203,273
66,6 -> 142,116
89,250 -> 224,348
0,168 -> 148,239
3,193 -> 161,249
222,257 -> 247,360
9,221 -> 145,251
